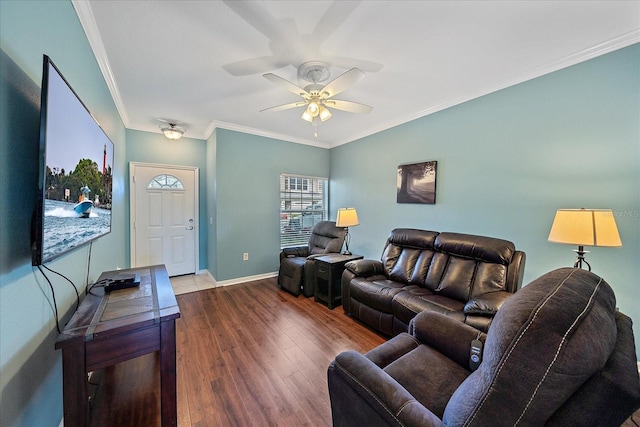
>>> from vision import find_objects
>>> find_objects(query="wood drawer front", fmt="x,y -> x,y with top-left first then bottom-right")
86,325 -> 160,371
316,263 -> 331,280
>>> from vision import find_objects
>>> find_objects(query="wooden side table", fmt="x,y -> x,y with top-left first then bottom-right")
55,265 -> 180,427
314,253 -> 363,309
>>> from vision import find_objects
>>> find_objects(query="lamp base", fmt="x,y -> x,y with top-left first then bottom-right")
342,228 -> 352,256
573,246 -> 591,271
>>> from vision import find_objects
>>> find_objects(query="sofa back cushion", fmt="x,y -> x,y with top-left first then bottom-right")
381,229 -> 516,303
308,221 -> 346,255
382,229 -> 438,285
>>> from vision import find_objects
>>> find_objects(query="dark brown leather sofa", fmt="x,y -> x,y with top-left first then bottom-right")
328,268 -> 640,426
341,228 -> 525,335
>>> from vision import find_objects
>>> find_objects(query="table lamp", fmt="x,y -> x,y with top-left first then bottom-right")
336,208 -> 359,255
548,208 -> 622,271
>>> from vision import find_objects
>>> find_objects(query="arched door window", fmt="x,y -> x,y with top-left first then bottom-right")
147,174 -> 184,190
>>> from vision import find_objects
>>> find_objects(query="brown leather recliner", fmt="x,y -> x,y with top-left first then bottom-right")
278,221 -> 345,297
328,268 -> 640,426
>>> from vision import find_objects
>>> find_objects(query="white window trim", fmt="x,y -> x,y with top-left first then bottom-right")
280,174 -> 328,248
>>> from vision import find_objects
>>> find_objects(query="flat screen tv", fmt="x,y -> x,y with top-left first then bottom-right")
32,55 -> 114,265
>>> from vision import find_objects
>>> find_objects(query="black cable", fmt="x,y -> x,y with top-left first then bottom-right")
85,241 -> 93,295
36,265 -> 61,334
86,280 -> 107,296
41,264 -> 80,311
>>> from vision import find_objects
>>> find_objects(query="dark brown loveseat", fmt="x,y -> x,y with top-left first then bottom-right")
341,228 -> 525,335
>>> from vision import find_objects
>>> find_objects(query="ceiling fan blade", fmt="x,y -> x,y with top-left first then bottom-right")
222,1 -> 303,75
222,0 -> 289,42
223,56 -> 287,77
325,99 -> 373,114
322,68 -> 365,98
263,73 -> 309,97
324,55 -> 384,73
157,118 -> 184,125
310,1 -> 360,41
260,101 -> 307,113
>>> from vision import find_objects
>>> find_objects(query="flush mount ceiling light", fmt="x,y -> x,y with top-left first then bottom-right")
159,122 -> 186,140
261,61 -> 372,137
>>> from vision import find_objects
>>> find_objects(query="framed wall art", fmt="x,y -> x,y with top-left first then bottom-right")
397,160 -> 437,204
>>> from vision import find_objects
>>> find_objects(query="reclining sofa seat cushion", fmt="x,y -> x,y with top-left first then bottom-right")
342,228 -> 525,335
278,220 -> 345,297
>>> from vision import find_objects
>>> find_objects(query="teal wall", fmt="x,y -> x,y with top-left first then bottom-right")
0,1 -> 127,426
124,129 -> 209,270
1,1 -> 638,425
213,129 -> 330,281
330,43 -> 640,353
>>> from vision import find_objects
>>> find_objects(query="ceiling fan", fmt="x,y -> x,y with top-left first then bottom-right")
222,1 -> 383,76
261,61 -> 373,136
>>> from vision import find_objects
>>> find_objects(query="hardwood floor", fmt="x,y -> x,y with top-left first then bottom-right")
88,277 -> 386,426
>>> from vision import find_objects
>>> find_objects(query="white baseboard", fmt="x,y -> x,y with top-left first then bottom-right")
214,271 -> 278,287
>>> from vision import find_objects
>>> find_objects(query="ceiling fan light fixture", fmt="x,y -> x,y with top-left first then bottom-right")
301,109 -> 313,122
262,64 -> 370,135
307,101 -> 319,115
319,105 -> 332,121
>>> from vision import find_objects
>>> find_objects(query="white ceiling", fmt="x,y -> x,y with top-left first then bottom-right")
73,1 -> 640,148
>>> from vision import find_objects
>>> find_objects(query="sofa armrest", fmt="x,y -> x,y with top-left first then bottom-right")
365,333 -> 420,369
464,290 -> 513,316
344,259 -> 385,277
409,311 -> 486,369
280,245 -> 310,260
506,250 -> 526,293
328,350 -> 445,427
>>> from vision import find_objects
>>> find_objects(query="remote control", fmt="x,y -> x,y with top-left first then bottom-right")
103,273 -> 140,292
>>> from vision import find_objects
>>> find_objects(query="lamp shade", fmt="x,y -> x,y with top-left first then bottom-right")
336,208 -> 359,228
548,209 -> 622,247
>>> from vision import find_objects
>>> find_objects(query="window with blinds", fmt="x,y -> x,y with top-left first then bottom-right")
280,174 -> 328,248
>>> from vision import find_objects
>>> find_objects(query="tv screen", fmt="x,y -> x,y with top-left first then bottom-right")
32,55 -> 114,265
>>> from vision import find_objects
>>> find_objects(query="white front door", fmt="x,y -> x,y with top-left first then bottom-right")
130,163 -> 198,276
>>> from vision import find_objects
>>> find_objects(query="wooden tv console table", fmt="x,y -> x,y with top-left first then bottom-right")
55,265 -> 180,426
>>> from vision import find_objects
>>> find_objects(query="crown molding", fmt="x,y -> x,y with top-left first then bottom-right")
72,0 -> 129,126
204,119 -> 330,148
71,3 -> 639,150
126,119 -> 330,149
331,30 -> 640,149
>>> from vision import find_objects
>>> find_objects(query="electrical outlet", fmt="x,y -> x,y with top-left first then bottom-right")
243,253 -> 249,261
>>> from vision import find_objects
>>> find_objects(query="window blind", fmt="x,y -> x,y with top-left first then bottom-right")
280,174 -> 328,248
